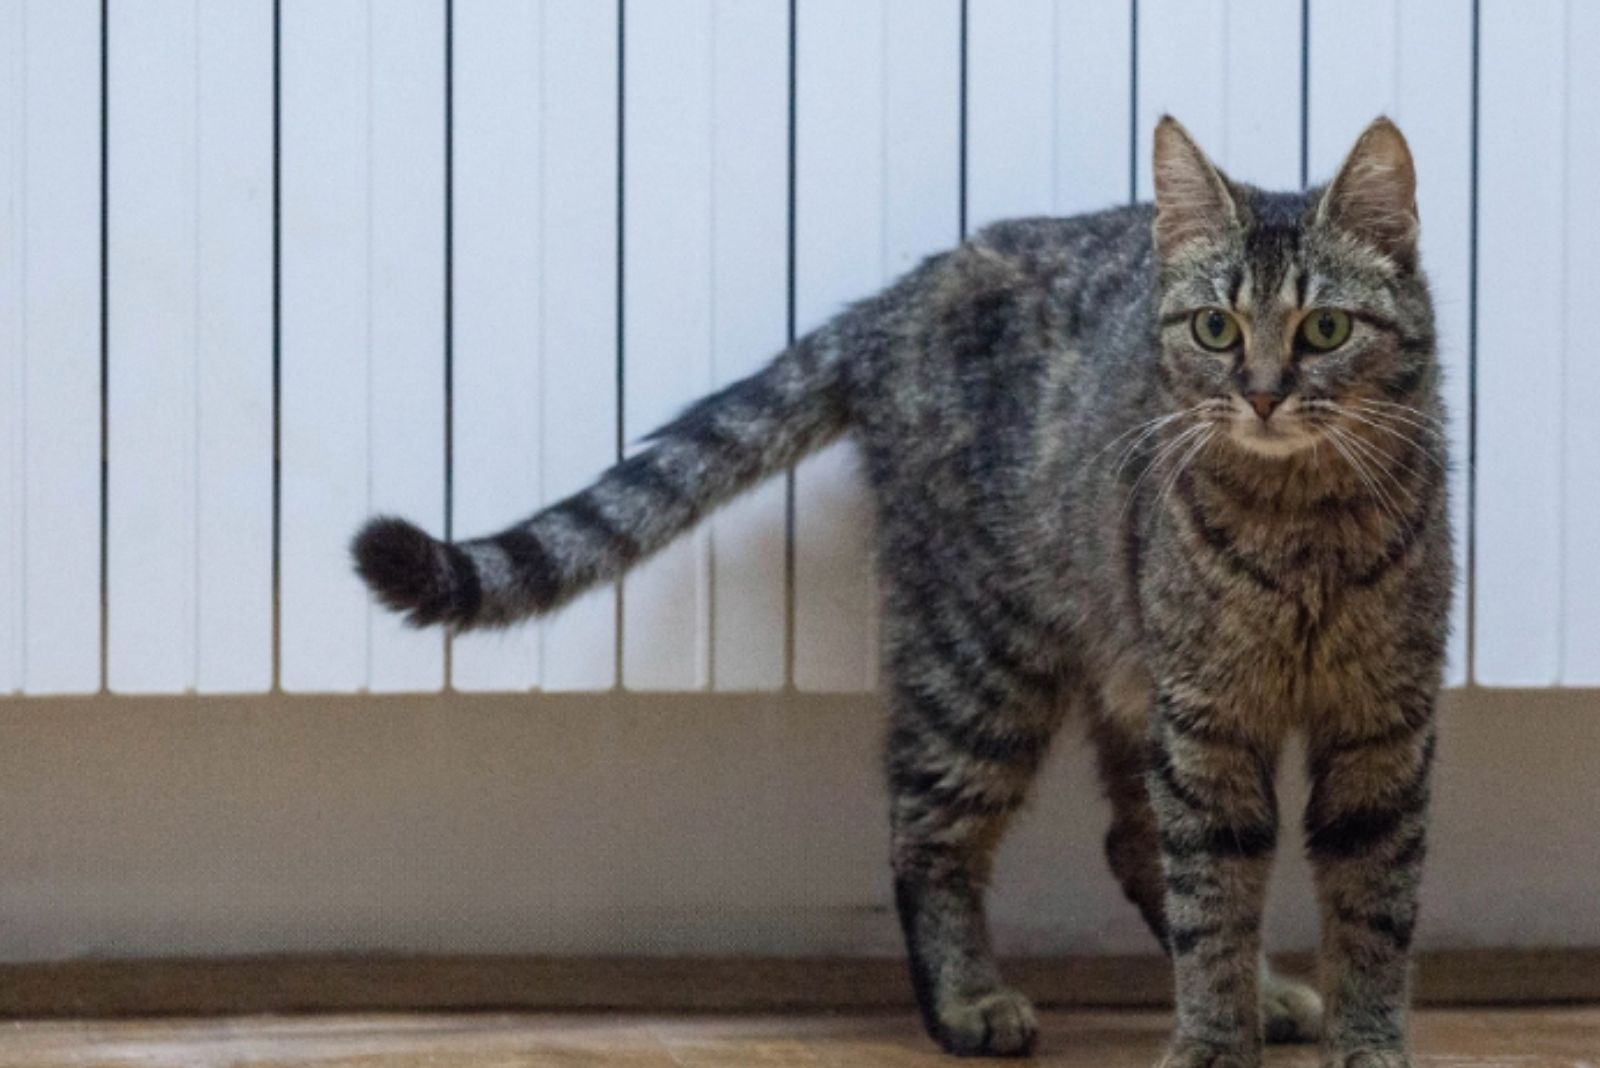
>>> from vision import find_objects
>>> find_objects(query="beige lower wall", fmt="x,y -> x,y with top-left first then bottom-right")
0,688 -> 1595,962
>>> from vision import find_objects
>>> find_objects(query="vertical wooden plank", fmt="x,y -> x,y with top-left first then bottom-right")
620,0 -> 789,692
1395,0 -> 1473,686
108,0 -> 273,693
1218,0 -> 1301,189
969,0 -> 1130,224
281,0 -> 446,693
966,0 -> 1055,231
793,0 -> 958,693
1139,0 -> 1300,190
279,0 -> 368,692
883,0 -> 960,272
1055,0 -> 1133,216
1306,0 -> 1396,186
195,0 -> 273,693
1134,0 -> 1225,199
366,0 -> 446,692
538,0 -> 619,691
0,0 -> 27,692
1474,0 -> 1563,685
107,0 -> 198,693
707,0 -> 788,692
1306,1 -> 1474,686
20,0 -> 102,694
449,0 -> 543,693
792,0 -> 884,694
621,0 -> 714,691
1561,0 -> 1600,684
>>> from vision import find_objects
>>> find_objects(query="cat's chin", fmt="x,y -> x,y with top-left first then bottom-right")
1226,421 -> 1318,460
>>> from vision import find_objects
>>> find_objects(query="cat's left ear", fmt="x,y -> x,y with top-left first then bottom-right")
1318,117 -> 1419,270
1151,116 -> 1238,260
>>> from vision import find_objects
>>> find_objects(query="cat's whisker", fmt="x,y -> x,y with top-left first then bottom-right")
1090,407 -> 1195,465
1102,411 -> 1192,477
1332,425 -> 1422,508
1322,430 -> 1396,529
1347,404 -> 1447,443
1118,422 -> 1212,525
1120,415 -> 1203,486
1325,405 -> 1442,468
1100,402 -> 1221,478
1156,427 -> 1215,515
1324,425 -> 1407,529
1350,398 -> 1447,436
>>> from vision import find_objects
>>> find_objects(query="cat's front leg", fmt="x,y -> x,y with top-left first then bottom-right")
1147,694 -> 1281,1068
1305,702 -> 1435,1068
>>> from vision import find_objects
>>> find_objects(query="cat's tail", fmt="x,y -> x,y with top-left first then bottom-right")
352,326 -> 852,631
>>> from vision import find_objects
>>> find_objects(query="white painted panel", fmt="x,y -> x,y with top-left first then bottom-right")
281,0 -> 446,693
622,0 -> 789,692
1306,0 -> 1394,179
1140,0 -> 1300,189
1561,0 -> 1600,684
1395,0 -> 1473,687
366,0 -> 446,692
280,0 -> 369,692
968,1 -> 1132,229
450,0 -> 544,693
706,0 -> 788,693
1474,0 -> 1563,685
793,0 -> 959,692
1308,0 -> 1473,687
0,0 -> 21,692
1218,0 -> 1301,189
622,0 -> 714,692
19,0 -> 102,694
884,0 -> 960,272
966,0 -> 1055,231
538,0 -> 619,691
1055,0 -> 1133,216
194,0 -> 273,693
107,0 -> 272,695
1135,0 -> 1225,200
108,0 -> 199,693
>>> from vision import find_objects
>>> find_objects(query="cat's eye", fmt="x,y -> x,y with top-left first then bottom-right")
1191,307 -> 1241,352
1299,308 -> 1352,351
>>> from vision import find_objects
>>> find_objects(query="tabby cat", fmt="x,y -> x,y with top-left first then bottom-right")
354,116 -> 1449,1067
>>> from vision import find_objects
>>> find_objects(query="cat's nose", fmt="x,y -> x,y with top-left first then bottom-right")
1245,392 -> 1283,421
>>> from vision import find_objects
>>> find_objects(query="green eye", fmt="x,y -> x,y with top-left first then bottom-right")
1191,307 -> 1242,351
1299,308 -> 1352,351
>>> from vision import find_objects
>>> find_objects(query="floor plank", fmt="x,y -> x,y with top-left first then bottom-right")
0,1008 -> 1593,1067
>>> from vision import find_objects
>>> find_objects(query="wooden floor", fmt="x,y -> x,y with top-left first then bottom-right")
0,1008 -> 1594,1067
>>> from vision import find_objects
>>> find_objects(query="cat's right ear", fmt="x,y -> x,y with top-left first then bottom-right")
1152,116 -> 1237,260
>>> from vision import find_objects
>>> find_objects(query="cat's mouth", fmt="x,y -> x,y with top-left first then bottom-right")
1227,399 -> 1319,458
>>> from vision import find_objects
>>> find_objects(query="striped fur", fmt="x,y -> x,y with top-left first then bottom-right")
355,322 -> 853,628
355,117 -> 1449,1065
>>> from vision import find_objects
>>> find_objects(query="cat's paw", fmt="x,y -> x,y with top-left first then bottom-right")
1324,1051 -> 1411,1068
1157,1041 -> 1259,1068
931,987 -> 1039,1057
1262,971 -> 1323,1044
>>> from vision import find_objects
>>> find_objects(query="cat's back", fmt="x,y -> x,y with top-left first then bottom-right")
850,202 -> 1158,541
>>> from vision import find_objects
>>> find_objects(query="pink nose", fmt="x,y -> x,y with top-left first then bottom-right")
1245,392 -> 1282,420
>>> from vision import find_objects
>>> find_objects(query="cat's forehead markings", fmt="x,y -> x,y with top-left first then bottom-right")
1303,272 -> 1328,308
1234,269 -> 1255,313
1279,268 -> 1301,310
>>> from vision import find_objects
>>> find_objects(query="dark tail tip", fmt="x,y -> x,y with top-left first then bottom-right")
352,516 -> 481,628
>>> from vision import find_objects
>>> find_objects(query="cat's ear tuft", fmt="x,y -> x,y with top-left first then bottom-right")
1152,115 -> 1237,260
1319,116 -> 1419,269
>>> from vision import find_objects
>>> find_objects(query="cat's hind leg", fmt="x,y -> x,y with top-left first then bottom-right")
884,610 -> 1064,1057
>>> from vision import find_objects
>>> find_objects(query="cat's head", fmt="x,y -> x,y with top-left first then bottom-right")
1150,116 -> 1435,460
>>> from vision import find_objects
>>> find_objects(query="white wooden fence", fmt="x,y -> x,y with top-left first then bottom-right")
0,0 -> 1591,695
